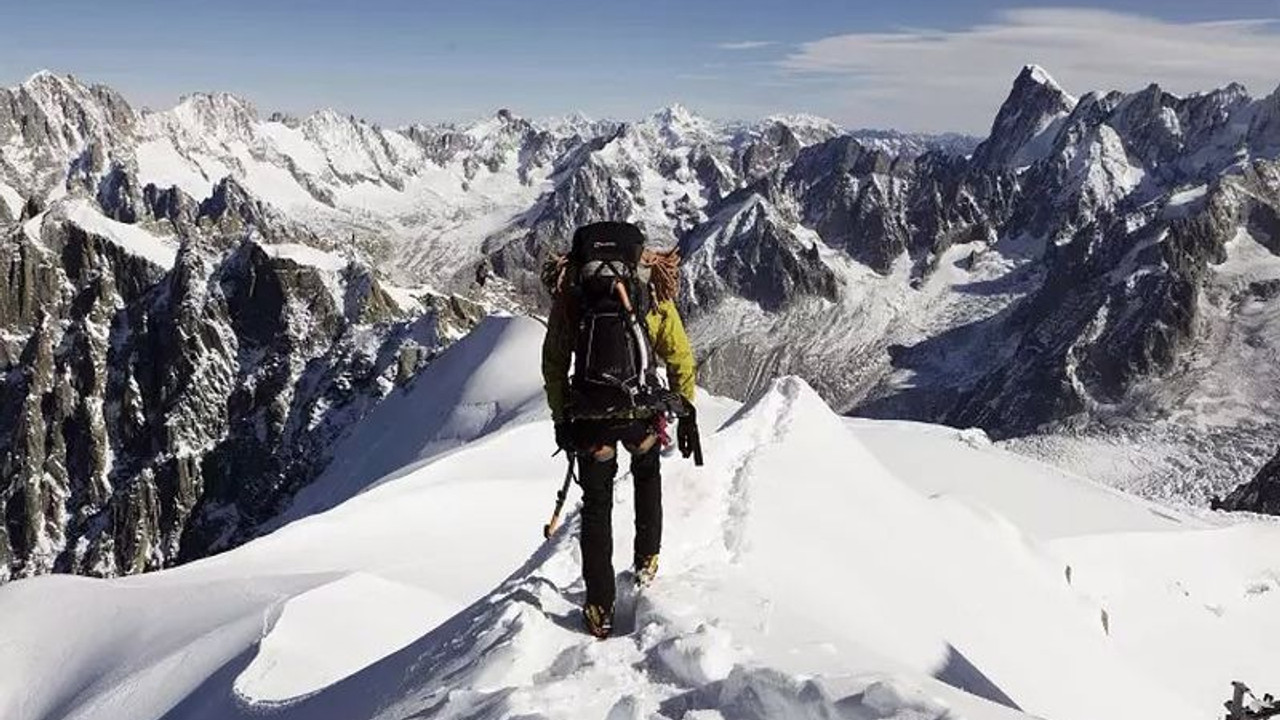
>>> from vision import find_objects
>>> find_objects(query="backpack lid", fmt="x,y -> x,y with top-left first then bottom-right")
571,222 -> 645,265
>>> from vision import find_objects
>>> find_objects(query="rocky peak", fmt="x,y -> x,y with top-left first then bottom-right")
681,193 -> 838,311
267,111 -> 302,128
971,65 -> 1078,170
776,136 -> 916,274
401,122 -> 472,166
543,112 -> 621,143
1024,64 -> 1072,97
1248,85 -> 1280,156
95,162 -> 145,223
143,183 -> 200,228
788,135 -> 900,181
759,114 -> 843,146
464,111 -> 569,183
166,92 -> 260,145
1108,84 -> 1182,162
197,175 -> 308,242
737,122 -> 803,181
19,71 -> 134,121
1172,84 -> 1253,161
299,109 -> 369,149
651,103 -> 697,127
641,103 -> 720,148
0,71 -> 137,190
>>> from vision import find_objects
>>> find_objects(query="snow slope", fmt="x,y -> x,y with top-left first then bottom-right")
275,315 -> 555,522
62,198 -> 179,269
1,315 -> 1277,720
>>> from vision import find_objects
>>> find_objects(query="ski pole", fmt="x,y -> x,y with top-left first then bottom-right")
543,456 -> 577,539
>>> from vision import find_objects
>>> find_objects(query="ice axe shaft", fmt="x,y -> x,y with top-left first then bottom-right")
543,457 -> 576,539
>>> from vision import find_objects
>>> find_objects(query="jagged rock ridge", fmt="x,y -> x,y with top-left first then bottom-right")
0,159 -> 482,582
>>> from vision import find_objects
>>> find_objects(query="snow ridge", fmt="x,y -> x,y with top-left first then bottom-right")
1,323 -> 1274,720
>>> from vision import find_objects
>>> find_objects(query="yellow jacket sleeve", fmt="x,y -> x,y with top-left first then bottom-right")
541,295 -> 573,423
646,299 -> 697,405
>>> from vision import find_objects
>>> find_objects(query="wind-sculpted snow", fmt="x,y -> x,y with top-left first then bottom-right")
275,316 -> 551,522
0,322 -> 1276,720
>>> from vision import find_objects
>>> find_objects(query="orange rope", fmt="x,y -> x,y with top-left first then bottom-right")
541,247 -> 681,303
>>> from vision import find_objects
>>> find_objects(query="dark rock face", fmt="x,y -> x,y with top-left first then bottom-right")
681,193 -> 838,312
96,163 -> 145,223
142,184 -> 199,228
970,65 -> 1076,170
780,138 -> 912,274
737,122 -> 803,182
1216,448 -> 1280,514
0,73 -> 137,192
195,176 -> 313,242
0,195 -> 474,582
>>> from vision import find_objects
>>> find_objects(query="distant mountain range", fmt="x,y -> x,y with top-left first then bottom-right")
1,65 -> 1278,581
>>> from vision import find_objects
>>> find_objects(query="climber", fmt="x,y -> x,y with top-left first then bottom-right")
540,221 -> 700,638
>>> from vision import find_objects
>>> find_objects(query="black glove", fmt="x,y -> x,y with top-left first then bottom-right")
677,407 -> 703,466
555,421 -> 577,454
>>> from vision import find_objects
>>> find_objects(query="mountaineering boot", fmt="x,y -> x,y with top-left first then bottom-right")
583,602 -> 614,639
634,553 -> 659,588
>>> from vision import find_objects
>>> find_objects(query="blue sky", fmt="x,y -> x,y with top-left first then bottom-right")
2,1 -> 1280,133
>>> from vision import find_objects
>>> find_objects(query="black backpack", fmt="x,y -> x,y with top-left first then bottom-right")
564,222 -> 663,419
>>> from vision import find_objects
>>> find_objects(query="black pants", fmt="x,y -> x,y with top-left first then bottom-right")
575,419 -> 662,608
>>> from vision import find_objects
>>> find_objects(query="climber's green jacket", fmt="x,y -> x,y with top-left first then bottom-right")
541,296 -> 696,423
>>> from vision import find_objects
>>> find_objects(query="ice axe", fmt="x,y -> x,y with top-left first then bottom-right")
1226,681 -> 1280,720
543,455 -> 577,539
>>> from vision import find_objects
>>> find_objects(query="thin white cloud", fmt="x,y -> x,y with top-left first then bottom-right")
717,40 -> 778,50
779,8 -> 1280,133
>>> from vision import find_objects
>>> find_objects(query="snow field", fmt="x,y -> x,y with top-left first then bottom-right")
63,198 -> 179,269
0,315 -> 1277,720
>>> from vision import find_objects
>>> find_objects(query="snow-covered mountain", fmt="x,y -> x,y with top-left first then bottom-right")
0,72 -> 899,579
1,316 -> 1275,720
671,65 -> 1280,509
